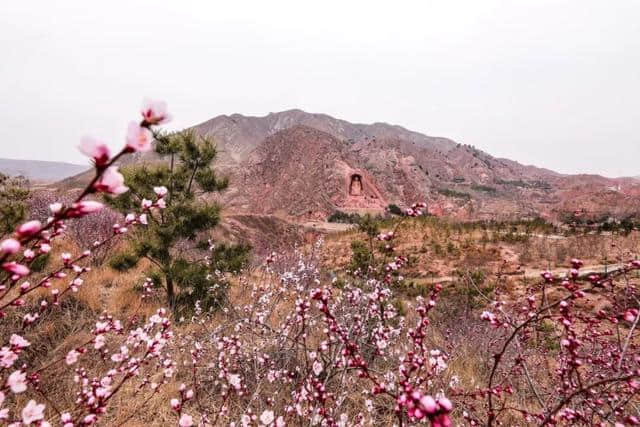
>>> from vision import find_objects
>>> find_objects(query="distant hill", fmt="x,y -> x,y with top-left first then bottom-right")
0,158 -> 88,183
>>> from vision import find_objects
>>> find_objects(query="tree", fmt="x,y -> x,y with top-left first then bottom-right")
387,203 -> 403,216
0,173 -> 30,238
106,129 -> 250,313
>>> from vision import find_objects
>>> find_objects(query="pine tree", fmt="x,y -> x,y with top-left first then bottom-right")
107,130 -> 250,313
0,173 -> 30,238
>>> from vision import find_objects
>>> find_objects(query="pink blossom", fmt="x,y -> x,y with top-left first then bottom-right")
627,416 -> 640,425
95,166 -> 128,195
78,137 -> 111,166
7,370 -> 27,393
0,347 -> 18,368
95,321 -> 109,333
126,121 -> 153,152
23,313 -> 39,325
66,350 -> 79,365
21,399 -> 45,425
170,398 -> 180,410
139,214 -> 148,225
260,410 -> 275,425
570,258 -> 584,269
10,334 -> 30,349
153,186 -> 168,197
481,311 -> 495,322
141,199 -> 152,209
2,262 -> 30,277
141,99 -> 171,125
49,202 -> 63,214
70,200 -> 104,216
227,373 -> 241,389
94,334 -> 106,349
0,238 -> 20,255
419,395 -> 437,414
16,220 -> 41,237
437,397 -> 453,412
312,360 -> 323,376
624,309 -> 638,323
178,413 -> 193,427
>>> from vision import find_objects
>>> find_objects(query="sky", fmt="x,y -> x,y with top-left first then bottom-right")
1,0 -> 639,177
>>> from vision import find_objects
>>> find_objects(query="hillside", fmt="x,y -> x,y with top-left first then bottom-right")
0,158 -> 87,183
53,109 -> 640,222
190,110 -> 640,221
191,109 -> 458,166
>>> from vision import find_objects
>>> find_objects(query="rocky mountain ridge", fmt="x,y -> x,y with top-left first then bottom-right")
189,110 -> 640,221
56,109 -> 640,222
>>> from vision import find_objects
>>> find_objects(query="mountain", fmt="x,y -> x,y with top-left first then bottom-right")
55,109 -> 640,222
188,110 -> 640,221
0,158 -> 88,183
192,109 -> 457,167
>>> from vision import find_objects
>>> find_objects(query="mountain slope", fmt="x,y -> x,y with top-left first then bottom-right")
226,125 -> 389,218
192,109 -> 458,166
194,110 -> 640,221
53,109 -> 640,221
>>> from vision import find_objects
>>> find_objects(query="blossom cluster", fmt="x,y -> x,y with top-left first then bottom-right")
0,100 -> 172,426
462,257 -> 640,425
169,216 -> 457,426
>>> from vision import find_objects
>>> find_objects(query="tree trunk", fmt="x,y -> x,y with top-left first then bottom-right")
166,274 -> 175,309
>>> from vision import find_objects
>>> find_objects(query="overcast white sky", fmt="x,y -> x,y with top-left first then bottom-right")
1,1 -> 639,177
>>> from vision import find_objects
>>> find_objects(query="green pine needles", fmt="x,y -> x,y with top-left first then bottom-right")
107,130 -> 250,314
0,173 -> 30,238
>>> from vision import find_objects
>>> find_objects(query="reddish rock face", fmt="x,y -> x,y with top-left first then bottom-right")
60,109 -> 640,223
188,110 -> 640,221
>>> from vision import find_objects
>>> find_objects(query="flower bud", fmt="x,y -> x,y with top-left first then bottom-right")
16,220 -> 41,237
0,238 -> 21,255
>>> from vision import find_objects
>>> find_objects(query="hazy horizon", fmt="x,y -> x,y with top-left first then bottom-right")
1,1 -> 639,178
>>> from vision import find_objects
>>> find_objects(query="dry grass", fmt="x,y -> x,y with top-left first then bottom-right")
323,218 -> 640,281
8,217 -> 640,425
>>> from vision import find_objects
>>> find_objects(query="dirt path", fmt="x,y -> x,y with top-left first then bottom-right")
302,221 -> 356,232
411,263 -> 627,285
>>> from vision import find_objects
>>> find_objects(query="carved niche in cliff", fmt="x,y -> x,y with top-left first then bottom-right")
349,174 -> 363,196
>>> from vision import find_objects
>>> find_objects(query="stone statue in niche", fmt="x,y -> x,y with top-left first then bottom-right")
350,174 -> 363,196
